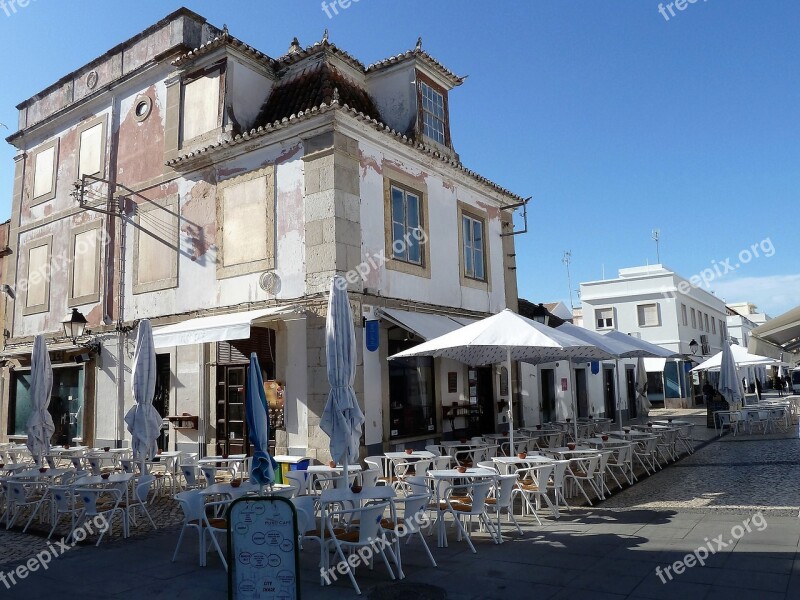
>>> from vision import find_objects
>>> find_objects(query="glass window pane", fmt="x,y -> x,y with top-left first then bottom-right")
407,194 -> 419,229
392,223 -> 406,258
473,220 -> 483,250
391,187 -> 405,225
464,244 -> 473,277
474,249 -> 484,280
407,237 -> 420,264
463,216 -> 473,246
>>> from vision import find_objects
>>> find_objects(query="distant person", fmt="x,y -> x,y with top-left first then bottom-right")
702,381 -> 715,404
775,375 -> 784,396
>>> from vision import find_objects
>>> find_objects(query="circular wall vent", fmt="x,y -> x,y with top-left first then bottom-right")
259,271 -> 280,295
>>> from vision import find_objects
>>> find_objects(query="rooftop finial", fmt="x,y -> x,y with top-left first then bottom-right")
288,37 -> 302,54
332,87 -> 340,103
222,24 -> 229,36
415,36 -> 423,52
323,28 -> 329,43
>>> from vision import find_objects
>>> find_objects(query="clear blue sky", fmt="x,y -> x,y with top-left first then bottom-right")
1,0 -> 798,316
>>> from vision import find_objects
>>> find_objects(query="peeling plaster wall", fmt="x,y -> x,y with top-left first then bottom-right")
126,139 -> 306,319
357,139 -> 506,313
228,59 -> 274,132
367,66 -> 416,137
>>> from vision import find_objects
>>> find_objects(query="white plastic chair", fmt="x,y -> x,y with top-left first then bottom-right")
381,492 -> 437,568
486,474 -> 523,539
201,500 -> 230,570
440,480 -> 497,553
172,490 -> 204,564
74,484 -> 127,545
121,475 -> 157,532
606,444 -> 635,486
323,501 -> 399,594
566,454 -> 603,505
284,470 -> 309,495
515,463 -> 558,522
546,460 -> 570,512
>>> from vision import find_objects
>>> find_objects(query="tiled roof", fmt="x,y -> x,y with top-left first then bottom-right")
165,97 -> 523,202
171,26 -> 279,70
254,62 -> 380,128
275,37 -> 367,74
366,48 -> 466,87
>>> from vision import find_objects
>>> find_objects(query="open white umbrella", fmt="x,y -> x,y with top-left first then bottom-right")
690,344 -> 775,372
124,319 -> 162,471
717,341 -> 744,408
320,276 -> 365,475
558,323 -> 669,428
27,335 -> 55,466
390,309 -> 614,448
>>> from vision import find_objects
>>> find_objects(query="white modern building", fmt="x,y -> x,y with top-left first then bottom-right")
578,265 -> 728,408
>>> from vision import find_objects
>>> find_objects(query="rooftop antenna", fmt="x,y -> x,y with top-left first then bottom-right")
652,229 -> 661,264
562,250 -> 574,310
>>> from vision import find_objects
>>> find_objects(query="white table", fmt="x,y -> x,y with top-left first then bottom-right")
384,451 -> 435,460
201,481 -> 294,500
428,468 -> 496,547
491,455 -> 553,474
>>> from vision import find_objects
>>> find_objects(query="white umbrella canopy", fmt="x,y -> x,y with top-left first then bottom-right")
390,309 -> 615,445
602,330 -> 683,359
320,276 -> 365,469
27,335 -> 55,466
558,324 -> 668,427
690,344 -> 775,372
718,341 -> 744,407
124,320 -> 163,469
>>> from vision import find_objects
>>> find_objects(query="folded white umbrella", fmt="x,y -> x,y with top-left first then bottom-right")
690,344 -> 775,372
320,276 -> 365,472
718,341 -> 744,407
27,335 -> 55,466
391,309 -> 615,447
125,319 -> 163,469
636,356 -> 651,421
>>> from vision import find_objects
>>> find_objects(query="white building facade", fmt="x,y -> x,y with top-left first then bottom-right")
0,10 -> 523,460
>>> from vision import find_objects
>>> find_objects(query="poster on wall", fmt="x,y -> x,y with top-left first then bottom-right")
365,320 -> 379,352
228,496 -> 300,600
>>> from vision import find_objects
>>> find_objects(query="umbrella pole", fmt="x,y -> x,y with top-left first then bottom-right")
507,349 -> 514,454
616,359 -> 623,431
569,365 -> 578,443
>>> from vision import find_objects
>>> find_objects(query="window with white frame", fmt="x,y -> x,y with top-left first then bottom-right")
681,304 -> 688,326
461,213 -> 486,281
637,303 -> 660,327
390,184 -> 423,265
32,140 -> 58,203
69,223 -> 102,306
217,167 -> 275,279
596,308 -> 614,329
23,237 -> 52,315
711,318 -> 716,334
77,117 -> 107,180
704,313 -> 710,332
691,308 -> 697,329
698,312 -> 704,331
719,320 -> 726,341
181,69 -> 221,142
420,81 -> 446,145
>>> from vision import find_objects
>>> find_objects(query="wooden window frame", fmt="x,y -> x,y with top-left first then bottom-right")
457,202 -> 491,290
30,138 -> 59,205
68,220 -> 103,307
382,169 -> 430,279
416,72 -> 451,149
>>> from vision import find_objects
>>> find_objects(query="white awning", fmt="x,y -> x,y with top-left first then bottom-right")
378,308 -> 476,341
152,307 -> 300,349
643,358 -> 666,372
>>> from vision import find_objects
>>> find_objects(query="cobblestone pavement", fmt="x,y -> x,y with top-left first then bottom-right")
1,404 -> 799,599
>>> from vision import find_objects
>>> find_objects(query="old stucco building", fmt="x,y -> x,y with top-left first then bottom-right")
1,9 -> 524,459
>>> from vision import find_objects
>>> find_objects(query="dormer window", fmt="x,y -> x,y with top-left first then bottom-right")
416,74 -> 450,148
420,81 -> 446,144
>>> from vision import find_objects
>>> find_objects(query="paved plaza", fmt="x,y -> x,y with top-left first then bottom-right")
1,407 -> 799,599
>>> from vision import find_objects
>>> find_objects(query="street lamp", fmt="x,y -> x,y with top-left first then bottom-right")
531,303 -> 550,326
689,338 -> 699,355
62,308 -> 88,344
